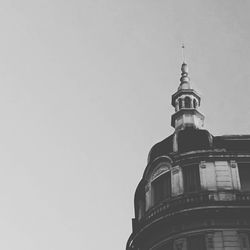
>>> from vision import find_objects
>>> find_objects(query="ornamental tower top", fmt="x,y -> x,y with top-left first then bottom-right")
171,61 -> 205,131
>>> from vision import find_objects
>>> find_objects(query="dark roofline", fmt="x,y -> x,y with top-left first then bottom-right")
216,135 -> 250,140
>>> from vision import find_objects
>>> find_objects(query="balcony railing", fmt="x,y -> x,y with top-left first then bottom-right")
136,191 -> 250,230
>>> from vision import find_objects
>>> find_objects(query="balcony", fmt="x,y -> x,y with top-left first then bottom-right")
136,191 -> 250,231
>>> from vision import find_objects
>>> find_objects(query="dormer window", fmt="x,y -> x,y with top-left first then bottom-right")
152,172 -> 171,205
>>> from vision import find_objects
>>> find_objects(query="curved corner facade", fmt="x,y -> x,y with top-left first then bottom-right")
126,63 -> 250,250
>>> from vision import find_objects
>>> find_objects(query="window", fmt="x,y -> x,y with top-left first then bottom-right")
239,233 -> 250,250
184,97 -> 191,108
183,164 -> 201,193
178,99 -> 183,109
187,235 -> 206,250
152,172 -> 171,205
193,99 -> 198,109
238,163 -> 250,191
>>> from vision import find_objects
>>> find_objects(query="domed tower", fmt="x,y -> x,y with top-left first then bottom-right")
171,62 -> 204,132
126,62 -> 250,250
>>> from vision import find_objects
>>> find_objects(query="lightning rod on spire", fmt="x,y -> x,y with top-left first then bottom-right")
181,43 -> 186,62
181,43 -> 186,63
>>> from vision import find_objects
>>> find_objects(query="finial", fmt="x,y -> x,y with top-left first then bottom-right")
180,64 -> 189,85
179,44 -> 190,88
181,62 -> 188,74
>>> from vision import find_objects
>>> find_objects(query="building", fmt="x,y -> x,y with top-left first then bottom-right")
126,62 -> 250,250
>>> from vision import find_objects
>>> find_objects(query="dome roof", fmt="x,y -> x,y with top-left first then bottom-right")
147,134 -> 174,164
177,128 -> 212,153
147,128 -> 213,163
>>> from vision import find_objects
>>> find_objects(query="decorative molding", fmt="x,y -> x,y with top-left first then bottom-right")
230,160 -> 237,168
151,163 -> 170,181
151,156 -> 173,166
200,161 -> 206,168
172,166 -> 180,174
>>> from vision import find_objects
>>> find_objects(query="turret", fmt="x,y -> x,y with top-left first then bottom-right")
171,62 -> 204,130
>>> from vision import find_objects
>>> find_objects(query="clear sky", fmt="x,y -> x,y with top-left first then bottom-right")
0,0 -> 249,249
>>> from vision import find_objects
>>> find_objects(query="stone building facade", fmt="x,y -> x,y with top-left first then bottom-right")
126,62 -> 250,250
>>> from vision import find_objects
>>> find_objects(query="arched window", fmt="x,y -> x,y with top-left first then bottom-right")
193,99 -> 198,109
184,96 -> 191,108
152,172 -> 171,205
178,98 -> 183,109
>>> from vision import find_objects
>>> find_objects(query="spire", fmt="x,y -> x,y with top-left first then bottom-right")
179,44 -> 191,89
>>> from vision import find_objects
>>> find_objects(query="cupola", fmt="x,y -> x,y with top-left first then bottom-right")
171,62 -> 204,131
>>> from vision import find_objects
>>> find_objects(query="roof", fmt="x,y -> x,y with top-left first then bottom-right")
213,135 -> 250,152
147,128 -> 212,163
147,129 -> 250,163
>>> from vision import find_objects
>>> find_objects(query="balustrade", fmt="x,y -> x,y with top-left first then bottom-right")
137,191 -> 250,230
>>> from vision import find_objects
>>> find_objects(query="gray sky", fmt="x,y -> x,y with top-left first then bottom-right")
0,0 -> 249,249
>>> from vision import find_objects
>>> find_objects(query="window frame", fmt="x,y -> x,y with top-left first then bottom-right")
151,171 -> 172,205
182,163 -> 201,193
238,162 -> 250,192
